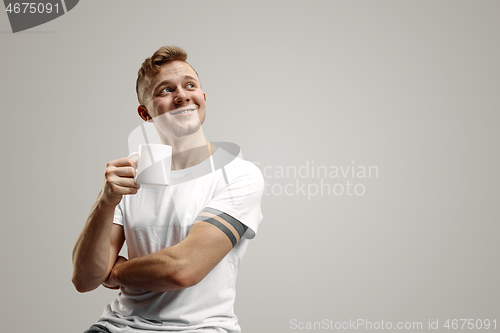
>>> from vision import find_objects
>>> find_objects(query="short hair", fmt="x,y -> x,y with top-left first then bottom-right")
136,45 -> 199,105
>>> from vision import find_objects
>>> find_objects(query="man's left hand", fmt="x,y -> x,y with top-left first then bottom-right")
102,255 -> 128,289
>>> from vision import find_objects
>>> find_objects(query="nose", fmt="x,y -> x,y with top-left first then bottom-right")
174,87 -> 190,105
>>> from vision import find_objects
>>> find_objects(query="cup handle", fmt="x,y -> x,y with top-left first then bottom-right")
128,152 -> 139,178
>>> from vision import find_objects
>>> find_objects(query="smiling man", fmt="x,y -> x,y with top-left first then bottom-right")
72,46 -> 264,333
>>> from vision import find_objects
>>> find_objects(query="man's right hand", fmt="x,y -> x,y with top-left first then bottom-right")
100,157 -> 141,207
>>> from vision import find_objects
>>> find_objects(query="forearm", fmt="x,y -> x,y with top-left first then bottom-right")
108,222 -> 231,292
109,246 -> 192,292
72,191 -> 116,291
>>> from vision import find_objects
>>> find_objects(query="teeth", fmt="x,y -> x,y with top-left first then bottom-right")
172,108 -> 195,115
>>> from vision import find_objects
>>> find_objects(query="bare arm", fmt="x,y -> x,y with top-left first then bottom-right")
71,157 -> 139,293
104,211 -> 244,292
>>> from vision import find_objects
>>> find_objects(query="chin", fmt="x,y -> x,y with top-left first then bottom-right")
172,123 -> 202,137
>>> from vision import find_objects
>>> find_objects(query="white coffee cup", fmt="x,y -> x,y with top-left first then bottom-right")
128,144 -> 172,186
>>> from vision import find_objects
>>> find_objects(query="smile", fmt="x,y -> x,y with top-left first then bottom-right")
170,107 -> 196,115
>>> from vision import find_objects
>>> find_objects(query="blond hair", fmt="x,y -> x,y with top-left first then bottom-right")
136,46 -> 198,105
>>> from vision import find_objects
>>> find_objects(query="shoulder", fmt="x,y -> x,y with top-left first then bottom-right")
221,154 -> 264,187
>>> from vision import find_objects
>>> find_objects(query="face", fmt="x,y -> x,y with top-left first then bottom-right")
139,61 -> 206,138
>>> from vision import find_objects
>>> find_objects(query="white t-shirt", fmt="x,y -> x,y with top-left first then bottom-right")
96,145 -> 264,333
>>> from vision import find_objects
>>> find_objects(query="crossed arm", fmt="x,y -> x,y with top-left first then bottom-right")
72,197 -> 245,293
103,216 -> 241,292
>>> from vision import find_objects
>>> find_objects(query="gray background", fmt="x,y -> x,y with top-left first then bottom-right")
1,1 -> 498,332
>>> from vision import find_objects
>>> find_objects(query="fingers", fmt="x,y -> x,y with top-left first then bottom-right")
101,158 -> 141,204
108,157 -> 136,168
102,283 -> 120,290
102,257 -> 127,290
111,166 -> 136,178
115,256 -> 128,265
106,182 -> 140,195
105,167 -> 139,187
99,157 -> 142,206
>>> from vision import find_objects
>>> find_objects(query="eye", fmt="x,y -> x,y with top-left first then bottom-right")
160,87 -> 173,94
187,83 -> 196,89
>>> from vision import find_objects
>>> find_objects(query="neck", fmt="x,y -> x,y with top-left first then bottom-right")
159,127 -> 213,170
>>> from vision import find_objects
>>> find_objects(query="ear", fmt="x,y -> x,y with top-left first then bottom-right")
138,105 -> 154,123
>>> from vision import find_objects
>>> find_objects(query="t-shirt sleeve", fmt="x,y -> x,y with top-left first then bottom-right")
113,202 -> 124,226
205,161 -> 264,239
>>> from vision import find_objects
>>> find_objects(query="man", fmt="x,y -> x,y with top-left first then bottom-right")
72,46 -> 264,333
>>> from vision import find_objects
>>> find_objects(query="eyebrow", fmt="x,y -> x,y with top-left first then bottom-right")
153,75 -> 199,94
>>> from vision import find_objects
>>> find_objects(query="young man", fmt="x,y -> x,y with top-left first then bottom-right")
72,46 -> 264,333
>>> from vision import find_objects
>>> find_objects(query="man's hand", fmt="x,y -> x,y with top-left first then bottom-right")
102,255 -> 128,290
100,157 -> 140,207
